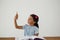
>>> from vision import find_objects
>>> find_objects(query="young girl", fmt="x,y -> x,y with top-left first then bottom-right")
14,12 -> 39,36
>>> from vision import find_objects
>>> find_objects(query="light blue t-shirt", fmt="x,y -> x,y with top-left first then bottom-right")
23,24 -> 39,36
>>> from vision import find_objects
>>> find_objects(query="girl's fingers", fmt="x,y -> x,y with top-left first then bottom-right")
15,12 -> 18,20
16,14 -> 18,19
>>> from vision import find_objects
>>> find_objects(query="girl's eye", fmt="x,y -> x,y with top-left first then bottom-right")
29,19 -> 32,20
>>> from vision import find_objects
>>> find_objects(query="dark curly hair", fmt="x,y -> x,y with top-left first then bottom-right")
30,14 -> 39,28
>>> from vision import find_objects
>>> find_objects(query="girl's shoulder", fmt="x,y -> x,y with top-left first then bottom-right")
24,24 -> 29,26
34,26 -> 39,29
23,24 -> 29,29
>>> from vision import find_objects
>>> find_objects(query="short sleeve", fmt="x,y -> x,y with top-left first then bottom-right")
34,27 -> 39,34
23,24 -> 28,29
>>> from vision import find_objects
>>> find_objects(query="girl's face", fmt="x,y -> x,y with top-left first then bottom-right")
28,16 -> 35,26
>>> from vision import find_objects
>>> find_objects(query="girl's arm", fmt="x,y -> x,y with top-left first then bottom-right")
34,27 -> 39,36
14,12 -> 23,29
34,33 -> 39,36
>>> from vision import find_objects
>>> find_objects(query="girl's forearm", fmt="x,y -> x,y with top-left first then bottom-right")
14,19 -> 23,29
14,19 -> 18,28
34,33 -> 39,36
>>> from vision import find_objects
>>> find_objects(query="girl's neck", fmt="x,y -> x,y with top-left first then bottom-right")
29,24 -> 34,26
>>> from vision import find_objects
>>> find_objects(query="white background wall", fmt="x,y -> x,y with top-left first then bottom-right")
0,0 -> 60,37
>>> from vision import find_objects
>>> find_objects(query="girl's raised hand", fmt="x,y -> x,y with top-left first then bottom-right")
15,12 -> 18,20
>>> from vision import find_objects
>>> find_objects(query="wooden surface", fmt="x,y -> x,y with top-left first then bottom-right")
0,37 -> 15,40
0,37 -> 60,40
44,37 -> 60,40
